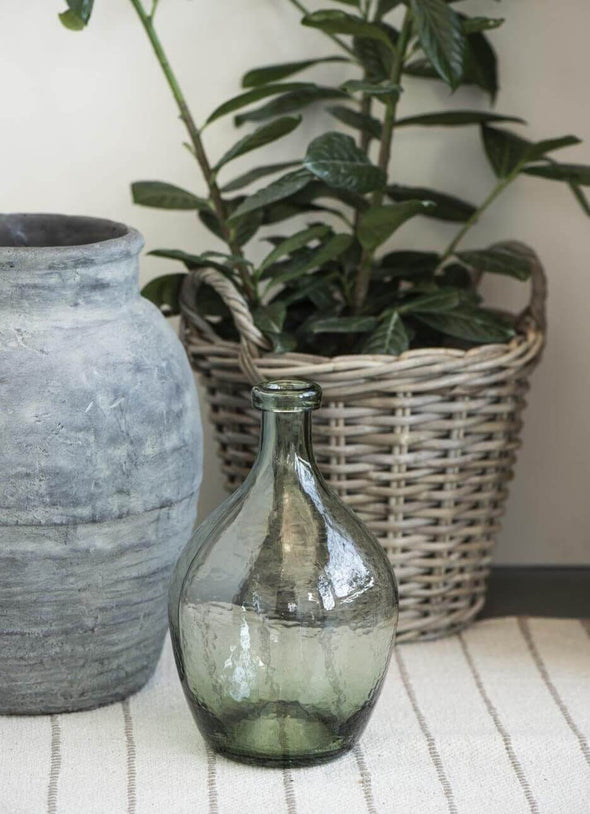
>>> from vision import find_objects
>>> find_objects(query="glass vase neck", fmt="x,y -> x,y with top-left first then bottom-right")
255,410 -> 315,471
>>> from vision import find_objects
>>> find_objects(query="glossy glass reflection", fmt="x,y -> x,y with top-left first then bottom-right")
169,379 -> 398,767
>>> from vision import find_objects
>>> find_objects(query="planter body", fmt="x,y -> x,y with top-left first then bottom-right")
0,214 -> 202,713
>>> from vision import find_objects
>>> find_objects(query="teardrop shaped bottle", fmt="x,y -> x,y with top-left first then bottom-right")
169,379 -> 398,767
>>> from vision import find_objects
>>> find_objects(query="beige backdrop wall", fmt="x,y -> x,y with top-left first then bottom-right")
3,0 -> 589,564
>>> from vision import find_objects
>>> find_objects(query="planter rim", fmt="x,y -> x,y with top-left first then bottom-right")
0,213 -> 144,270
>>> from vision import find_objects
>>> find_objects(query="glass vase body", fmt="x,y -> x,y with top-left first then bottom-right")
169,380 -> 398,767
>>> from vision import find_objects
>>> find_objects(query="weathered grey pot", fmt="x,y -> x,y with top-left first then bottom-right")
0,214 -> 202,713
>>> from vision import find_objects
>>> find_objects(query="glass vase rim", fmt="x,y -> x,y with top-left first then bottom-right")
251,378 -> 322,413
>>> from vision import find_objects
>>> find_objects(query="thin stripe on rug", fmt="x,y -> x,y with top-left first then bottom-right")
518,616 -> 590,768
395,647 -> 458,814
205,745 -> 219,814
458,632 -> 539,814
353,743 -> 378,814
47,714 -> 61,814
122,699 -> 137,814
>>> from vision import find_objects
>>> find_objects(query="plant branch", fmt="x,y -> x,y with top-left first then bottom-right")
372,11 -> 412,207
127,0 -> 256,300
149,0 -> 159,21
439,173 -> 519,264
286,0 -> 359,59
353,7 -> 413,312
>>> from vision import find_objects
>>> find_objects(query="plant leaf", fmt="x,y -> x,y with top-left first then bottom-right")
569,184 -> 590,216
341,79 -> 401,106
482,127 -> 581,178
526,135 -> 582,162
414,307 -> 515,344
481,126 -> 533,178
409,0 -> 465,89
214,117 -> 301,171
276,274 -> 338,308
303,132 -> 386,193
358,201 -> 435,251
252,302 -> 286,334
199,251 -> 254,268
458,247 -> 532,281
268,234 -> 353,286
221,161 -> 301,192
206,83 -> 315,124
353,38 -> 389,82
200,205 -> 264,247
395,110 -> 524,128
377,250 -> 439,279
148,249 -> 236,276
302,10 -> 396,51
361,310 -> 409,354
523,162 -> 590,187
228,169 -> 314,221
59,0 -> 94,29
441,263 -> 473,289
462,27 -> 498,101
259,225 -> 331,274
403,25 -> 499,100
306,315 -> 377,334
148,249 -> 208,268
59,10 -> 86,30
353,26 -> 397,80
386,184 -> 476,222
234,87 -> 347,126
462,17 -> 504,34
131,181 -> 210,211
298,180 -> 370,211
376,0 -> 403,15
141,273 -> 185,316
271,331 -> 299,353
242,57 -> 349,88
328,106 -> 383,140
398,290 -> 460,313
190,281 -> 233,320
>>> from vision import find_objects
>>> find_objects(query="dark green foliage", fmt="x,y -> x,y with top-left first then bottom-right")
61,0 -> 589,356
141,273 -> 185,316
242,57 -> 348,88
303,132 -> 386,193
385,185 -> 476,222
132,181 -> 210,211
409,0 -> 465,89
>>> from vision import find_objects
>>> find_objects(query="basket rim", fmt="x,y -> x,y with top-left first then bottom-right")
183,315 -> 542,368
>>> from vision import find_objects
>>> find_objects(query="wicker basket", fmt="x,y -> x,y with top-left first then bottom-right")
179,241 -> 546,642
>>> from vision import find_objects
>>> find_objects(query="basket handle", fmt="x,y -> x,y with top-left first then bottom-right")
180,268 -> 268,383
485,240 -> 548,333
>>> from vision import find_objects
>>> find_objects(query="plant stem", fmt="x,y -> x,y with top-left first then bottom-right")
353,94 -> 373,236
439,174 -> 517,264
149,0 -> 159,21
286,0 -> 359,59
358,95 -> 373,154
353,8 -> 413,312
127,0 -> 256,300
372,11 -> 412,207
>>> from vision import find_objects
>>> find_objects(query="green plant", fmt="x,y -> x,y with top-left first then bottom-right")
60,0 -> 590,355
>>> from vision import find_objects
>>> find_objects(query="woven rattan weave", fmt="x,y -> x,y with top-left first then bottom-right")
179,242 -> 546,641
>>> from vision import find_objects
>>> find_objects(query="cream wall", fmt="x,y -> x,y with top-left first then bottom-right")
2,0 -> 589,564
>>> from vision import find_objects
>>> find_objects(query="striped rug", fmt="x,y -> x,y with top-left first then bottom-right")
1,617 -> 589,813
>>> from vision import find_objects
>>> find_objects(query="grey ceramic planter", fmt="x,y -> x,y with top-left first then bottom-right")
0,214 -> 202,713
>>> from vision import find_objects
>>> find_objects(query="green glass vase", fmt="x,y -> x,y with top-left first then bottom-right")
169,379 -> 398,767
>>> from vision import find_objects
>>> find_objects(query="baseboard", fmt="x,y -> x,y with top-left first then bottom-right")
482,566 -> 590,619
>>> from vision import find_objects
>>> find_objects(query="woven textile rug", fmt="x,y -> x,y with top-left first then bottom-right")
1,617 -> 589,814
